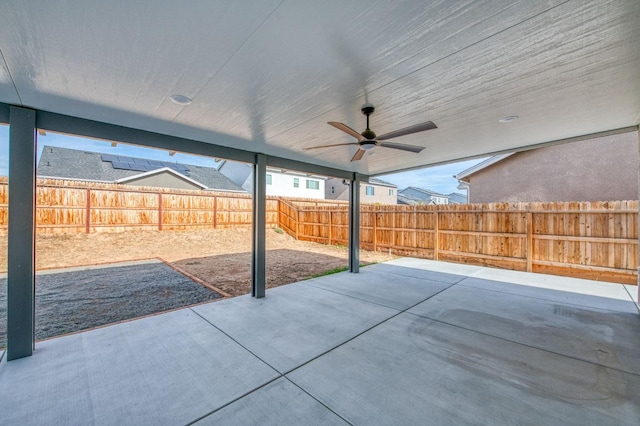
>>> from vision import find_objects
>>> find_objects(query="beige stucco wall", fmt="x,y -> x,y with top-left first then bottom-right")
467,132 -> 639,203
123,173 -> 201,190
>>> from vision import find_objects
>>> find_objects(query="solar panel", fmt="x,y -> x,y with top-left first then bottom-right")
106,154 -> 191,176
111,161 -> 132,170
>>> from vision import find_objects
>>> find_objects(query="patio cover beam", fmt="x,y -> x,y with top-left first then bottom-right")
20,105 -> 359,181
0,103 -> 9,124
7,106 -> 36,360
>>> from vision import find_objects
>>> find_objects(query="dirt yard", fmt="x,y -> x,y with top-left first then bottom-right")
0,227 -> 395,297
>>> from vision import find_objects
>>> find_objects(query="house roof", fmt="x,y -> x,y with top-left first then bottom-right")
454,154 -> 513,181
114,167 -> 209,189
447,192 -> 467,204
38,146 -> 244,191
368,178 -> 396,188
397,193 -> 425,205
1,2 -> 638,177
399,186 -> 448,200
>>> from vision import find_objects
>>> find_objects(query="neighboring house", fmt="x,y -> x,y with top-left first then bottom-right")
399,187 -> 450,205
454,131 -> 639,203
218,160 -> 326,199
325,177 -> 398,204
37,146 -> 244,192
447,192 -> 467,204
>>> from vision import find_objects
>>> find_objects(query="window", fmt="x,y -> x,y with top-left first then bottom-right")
389,189 -> 394,196
331,186 -> 335,194
293,177 -> 299,188
366,186 -> 374,196
306,179 -> 319,190
266,174 -> 272,185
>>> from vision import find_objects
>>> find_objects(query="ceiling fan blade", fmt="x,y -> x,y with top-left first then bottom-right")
377,121 -> 437,140
350,148 -> 366,162
328,122 -> 363,140
378,141 -> 425,153
303,142 -> 359,151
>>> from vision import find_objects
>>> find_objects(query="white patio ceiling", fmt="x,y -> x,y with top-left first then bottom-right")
0,0 -> 638,176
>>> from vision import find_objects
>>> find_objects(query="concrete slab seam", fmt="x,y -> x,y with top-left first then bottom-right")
189,307 -> 281,375
456,280 -> 638,314
376,269 -> 467,285
405,311 -> 640,378
186,308 -> 288,424
622,285 -> 640,313
301,282 -> 405,311
281,282 -> 460,376
185,375 -> 283,426
283,376 -> 354,426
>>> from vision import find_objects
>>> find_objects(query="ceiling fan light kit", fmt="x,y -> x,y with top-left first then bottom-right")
306,104 -> 437,162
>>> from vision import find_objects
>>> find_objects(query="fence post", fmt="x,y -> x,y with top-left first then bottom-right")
158,192 -> 163,231
373,210 -> 377,251
526,211 -> 533,272
328,210 -> 333,245
392,210 -> 396,252
213,196 -> 218,229
85,188 -> 91,233
412,205 -> 417,248
433,209 -> 439,260
295,209 -> 299,240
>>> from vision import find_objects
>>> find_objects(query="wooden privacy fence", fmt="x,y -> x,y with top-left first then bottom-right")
0,178 -> 637,284
287,200 -> 639,285
0,178 -> 278,233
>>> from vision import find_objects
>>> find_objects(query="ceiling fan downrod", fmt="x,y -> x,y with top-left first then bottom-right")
361,103 -> 376,140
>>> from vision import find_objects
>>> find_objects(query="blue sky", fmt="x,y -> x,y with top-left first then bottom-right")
0,124 -> 482,194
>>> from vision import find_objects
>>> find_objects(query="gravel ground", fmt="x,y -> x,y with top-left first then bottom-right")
174,248 -> 367,297
0,260 -> 222,348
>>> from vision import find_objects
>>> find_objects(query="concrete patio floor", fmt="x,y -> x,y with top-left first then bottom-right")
1,258 -> 639,425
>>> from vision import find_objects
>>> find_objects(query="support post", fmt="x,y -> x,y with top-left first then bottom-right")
7,106 -> 37,360
637,128 -> 640,305
252,154 -> 266,298
349,174 -> 361,273
526,211 -> 533,272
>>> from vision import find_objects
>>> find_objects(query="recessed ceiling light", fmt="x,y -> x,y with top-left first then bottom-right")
499,115 -> 519,123
170,95 -> 192,105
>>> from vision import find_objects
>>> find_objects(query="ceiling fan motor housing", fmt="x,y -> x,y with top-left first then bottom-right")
361,128 -> 376,140
361,103 -> 375,116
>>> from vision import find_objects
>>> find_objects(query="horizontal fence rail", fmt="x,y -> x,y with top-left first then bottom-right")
0,177 -> 636,284
286,200 -> 638,285
0,178 -> 278,233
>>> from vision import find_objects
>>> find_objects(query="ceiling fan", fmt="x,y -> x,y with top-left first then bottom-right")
304,103 -> 437,161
